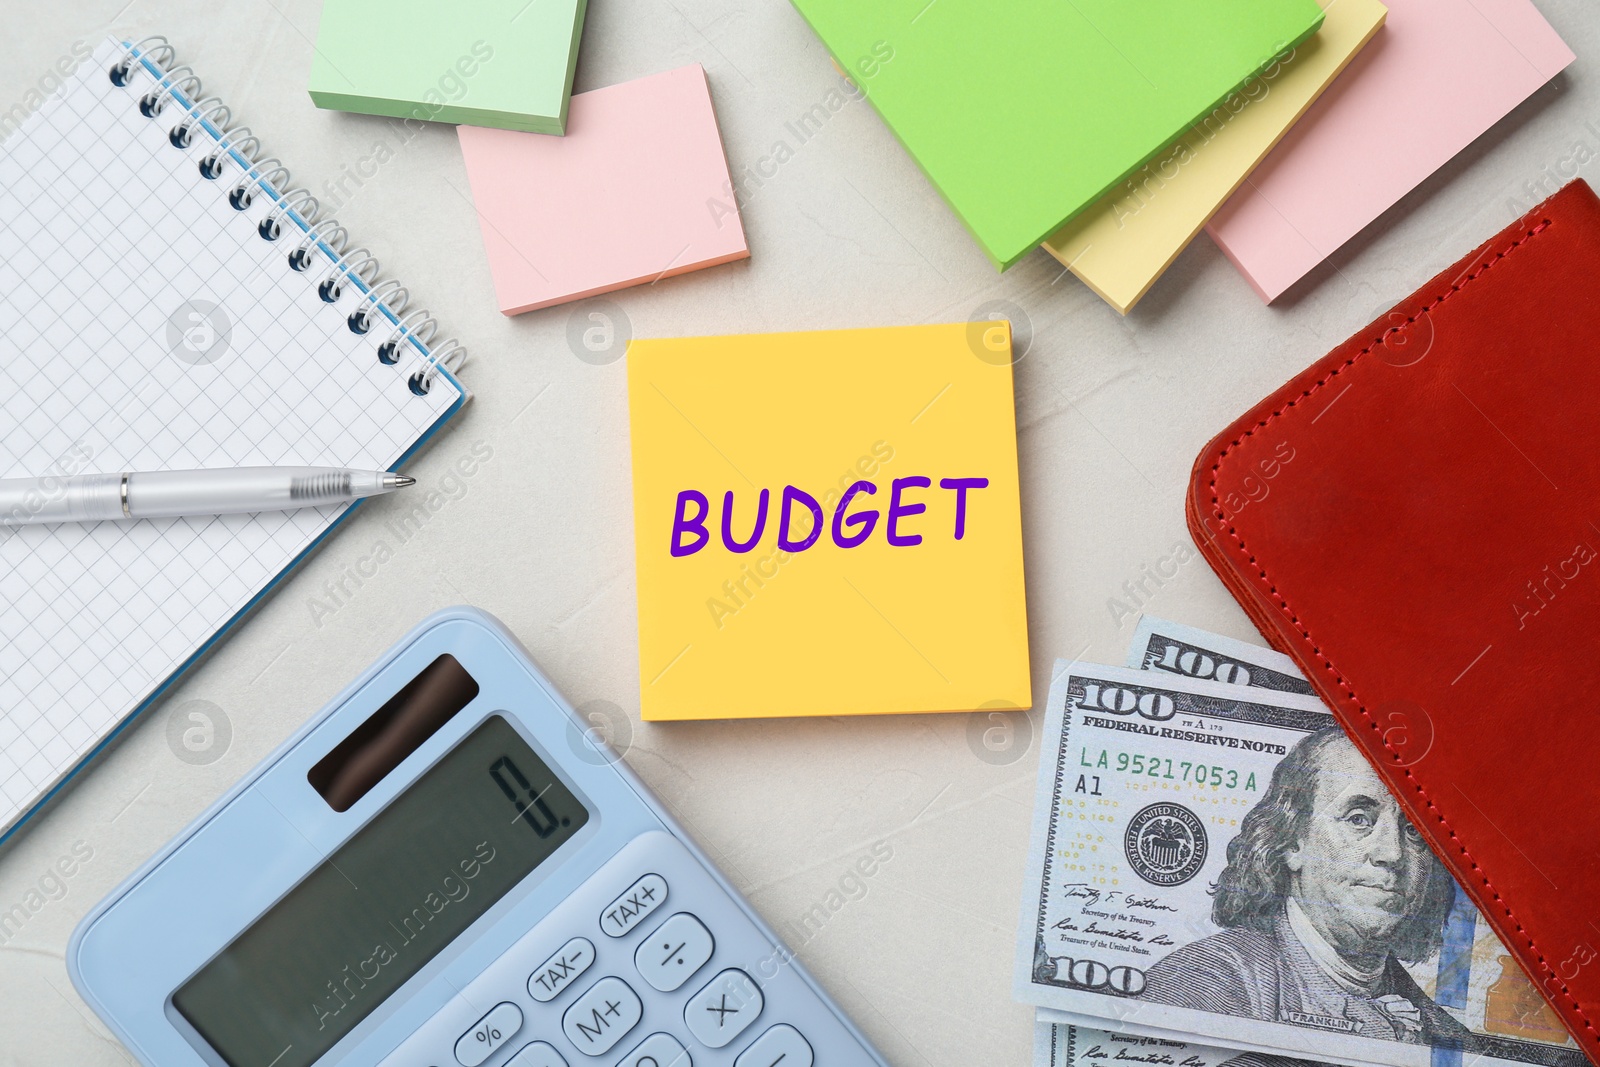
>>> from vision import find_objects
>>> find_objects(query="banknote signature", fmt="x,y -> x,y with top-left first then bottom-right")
1061,884 -> 1179,915
1080,1041 -> 1208,1067
1052,914 -> 1176,947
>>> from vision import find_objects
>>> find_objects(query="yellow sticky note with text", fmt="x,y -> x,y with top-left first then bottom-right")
626,322 -> 1030,720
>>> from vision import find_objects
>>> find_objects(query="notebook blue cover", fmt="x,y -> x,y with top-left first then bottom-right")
0,37 -> 470,847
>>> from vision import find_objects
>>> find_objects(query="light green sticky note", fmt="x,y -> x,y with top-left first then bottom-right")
789,0 -> 1324,270
308,0 -> 588,134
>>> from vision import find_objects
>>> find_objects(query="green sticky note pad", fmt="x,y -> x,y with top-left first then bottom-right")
308,0 -> 588,134
789,0 -> 1324,269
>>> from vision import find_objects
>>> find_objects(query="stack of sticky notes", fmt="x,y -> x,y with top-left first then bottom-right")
1207,0 -> 1574,302
790,0 -> 1572,311
309,0 -> 590,134
309,0 -> 750,313
458,66 -> 748,315
787,0 -> 1328,272
1043,0 -> 1386,312
626,322 -> 1030,720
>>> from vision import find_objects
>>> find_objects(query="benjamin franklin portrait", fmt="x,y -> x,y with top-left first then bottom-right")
1140,728 -> 1471,1047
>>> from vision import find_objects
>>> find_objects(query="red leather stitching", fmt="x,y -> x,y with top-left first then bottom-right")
1201,217 -> 1600,1042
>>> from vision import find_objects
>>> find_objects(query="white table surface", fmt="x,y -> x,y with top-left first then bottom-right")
0,1 -> 1594,1064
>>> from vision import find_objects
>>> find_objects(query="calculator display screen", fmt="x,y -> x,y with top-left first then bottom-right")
173,715 -> 589,1067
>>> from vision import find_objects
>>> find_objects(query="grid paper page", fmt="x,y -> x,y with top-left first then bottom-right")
0,38 -> 464,835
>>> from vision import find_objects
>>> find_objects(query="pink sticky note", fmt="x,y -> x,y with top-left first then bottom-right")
458,65 -> 749,315
1207,0 -> 1572,303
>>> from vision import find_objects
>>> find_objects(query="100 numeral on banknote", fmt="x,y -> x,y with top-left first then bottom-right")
1015,661 -> 1584,1067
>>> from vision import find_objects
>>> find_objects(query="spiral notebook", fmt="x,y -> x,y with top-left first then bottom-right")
0,36 -> 469,844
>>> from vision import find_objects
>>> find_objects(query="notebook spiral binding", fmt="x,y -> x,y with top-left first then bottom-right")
108,36 -> 467,396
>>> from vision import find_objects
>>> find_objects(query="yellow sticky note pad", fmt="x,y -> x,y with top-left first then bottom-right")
1043,0 -> 1386,314
626,322 -> 1030,720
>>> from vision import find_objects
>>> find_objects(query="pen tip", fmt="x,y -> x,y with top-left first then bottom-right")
384,474 -> 417,490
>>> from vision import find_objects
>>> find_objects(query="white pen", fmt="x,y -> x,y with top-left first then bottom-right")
0,467 -> 415,525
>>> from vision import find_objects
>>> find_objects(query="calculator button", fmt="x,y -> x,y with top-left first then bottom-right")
634,913 -> 714,992
562,976 -> 643,1056
734,1025 -> 813,1067
454,1002 -> 523,1067
600,874 -> 668,937
507,1042 -> 569,1067
683,969 -> 763,1049
614,1032 -> 692,1067
529,936 -> 597,1002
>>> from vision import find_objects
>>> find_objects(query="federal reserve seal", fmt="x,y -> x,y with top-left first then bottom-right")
1124,802 -> 1207,886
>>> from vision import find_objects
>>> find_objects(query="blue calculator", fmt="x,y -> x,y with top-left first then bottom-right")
69,608 -> 889,1067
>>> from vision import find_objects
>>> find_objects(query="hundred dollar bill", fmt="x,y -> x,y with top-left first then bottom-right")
1033,623 -> 1348,1067
1127,614 -> 1314,697
1034,1019 -> 1324,1067
1016,660 -> 1584,1067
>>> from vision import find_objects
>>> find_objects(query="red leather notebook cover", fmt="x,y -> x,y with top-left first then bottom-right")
1188,179 -> 1600,1063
